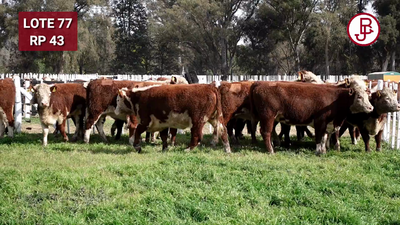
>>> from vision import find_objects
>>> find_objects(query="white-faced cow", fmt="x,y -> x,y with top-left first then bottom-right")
32,83 -> 86,146
115,83 -> 231,153
250,81 -> 373,154
84,76 -> 187,144
334,87 -> 400,152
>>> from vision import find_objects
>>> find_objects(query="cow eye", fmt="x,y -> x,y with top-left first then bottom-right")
357,95 -> 362,99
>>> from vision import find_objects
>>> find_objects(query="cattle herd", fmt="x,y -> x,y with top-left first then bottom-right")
0,71 -> 399,155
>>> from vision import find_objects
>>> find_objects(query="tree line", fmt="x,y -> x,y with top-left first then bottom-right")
0,0 -> 399,76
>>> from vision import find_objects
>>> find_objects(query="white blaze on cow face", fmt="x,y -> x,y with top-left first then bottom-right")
115,89 -> 133,115
349,87 -> 374,114
33,83 -> 53,108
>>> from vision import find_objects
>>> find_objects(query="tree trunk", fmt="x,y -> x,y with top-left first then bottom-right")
325,31 -> 330,78
220,38 -> 228,80
382,53 -> 390,71
391,51 -> 396,71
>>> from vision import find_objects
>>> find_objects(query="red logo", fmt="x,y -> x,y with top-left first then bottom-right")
347,13 -> 380,46
19,12 -> 77,51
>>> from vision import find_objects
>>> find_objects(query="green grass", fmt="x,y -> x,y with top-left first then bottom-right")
1,130 -> 400,224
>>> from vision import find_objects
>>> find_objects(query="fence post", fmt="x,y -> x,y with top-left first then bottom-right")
13,76 -> 22,133
24,80 -> 31,122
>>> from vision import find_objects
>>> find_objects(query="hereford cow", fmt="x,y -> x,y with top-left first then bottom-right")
115,84 -> 231,153
32,83 -> 86,146
0,78 -> 15,138
250,81 -> 373,154
219,81 -> 255,143
334,87 -> 400,152
84,76 -> 187,144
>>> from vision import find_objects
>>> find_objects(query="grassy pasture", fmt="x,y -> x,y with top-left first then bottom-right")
0,119 -> 400,224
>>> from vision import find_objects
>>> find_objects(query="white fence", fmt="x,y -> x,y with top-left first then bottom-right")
1,73 -> 368,84
6,73 -> 399,151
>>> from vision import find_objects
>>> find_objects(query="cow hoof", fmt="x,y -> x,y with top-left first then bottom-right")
184,148 -> 192,152
134,146 -> 142,153
376,148 -> 381,152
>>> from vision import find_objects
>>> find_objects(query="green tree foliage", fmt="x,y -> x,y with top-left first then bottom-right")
112,0 -> 150,74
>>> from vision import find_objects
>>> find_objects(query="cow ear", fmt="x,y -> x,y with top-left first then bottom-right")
345,78 -> 350,87
349,88 -> 354,96
377,90 -> 381,97
171,76 -> 177,84
50,86 -> 57,93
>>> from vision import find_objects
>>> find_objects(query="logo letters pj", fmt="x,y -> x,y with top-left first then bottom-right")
355,18 -> 373,41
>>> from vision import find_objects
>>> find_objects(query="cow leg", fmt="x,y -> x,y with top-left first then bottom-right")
71,115 -> 80,142
235,118 -> 246,140
280,123 -> 291,147
296,126 -> 305,141
170,128 -> 177,146
110,121 -> 117,137
160,128 -> 169,151
314,123 -> 328,155
133,124 -> 147,153
359,128 -> 371,152
227,119 -> 238,144
5,110 -> 14,138
375,130 -> 383,151
186,123 -> 205,151
338,122 -> 348,138
332,130 -> 340,151
94,116 -> 108,143
84,110 -> 104,143
41,123 -> 50,147
305,127 -> 314,138
57,120 -> 69,142
114,119 -> 124,140
355,127 -> 361,142
0,120 -> 5,138
145,132 -> 151,143
151,132 -> 156,142
259,117 -> 275,154
218,122 -> 231,153
250,119 -> 258,144
348,125 -> 357,145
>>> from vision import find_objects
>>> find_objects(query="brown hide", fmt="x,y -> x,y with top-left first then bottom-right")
219,81 -> 253,125
119,84 -> 230,152
0,78 -> 16,128
250,81 -> 357,154
46,83 -> 86,118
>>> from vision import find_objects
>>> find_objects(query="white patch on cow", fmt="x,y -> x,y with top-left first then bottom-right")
84,129 -> 92,143
83,82 -> 89,88
42,123 -> 50,147
162,110 -> 166,115
146,111 -> 193,132
364,117 -> 386,136
131,85 -> 161,92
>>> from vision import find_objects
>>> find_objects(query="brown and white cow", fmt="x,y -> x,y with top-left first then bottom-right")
250,81 -> 373,154
84,76 -> 187,144
334,87 -> 400,151
0,78 -> 15,138
32,83 -> 86,146
115,83 -> 231,153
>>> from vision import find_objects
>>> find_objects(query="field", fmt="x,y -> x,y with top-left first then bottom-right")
1,118 -> 400,224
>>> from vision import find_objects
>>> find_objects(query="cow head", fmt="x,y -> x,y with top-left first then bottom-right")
115,88 -> 134,116
371,88 -> 400,114
349,86 -> 374,114
32,83 -> 55,108
297,70 -> 324,84
170,76 -> 189,84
